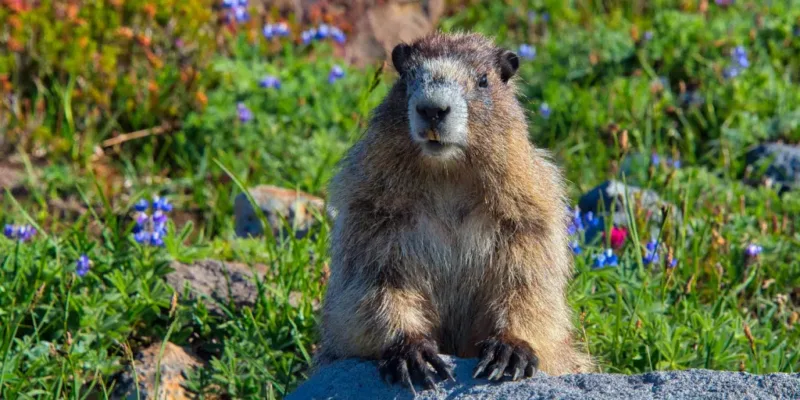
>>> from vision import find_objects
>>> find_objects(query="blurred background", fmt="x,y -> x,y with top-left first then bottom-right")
0,0 -> 799,399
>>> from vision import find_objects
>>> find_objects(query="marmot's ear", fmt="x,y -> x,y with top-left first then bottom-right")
498,49 -> 520,83
392,43 -> 413,76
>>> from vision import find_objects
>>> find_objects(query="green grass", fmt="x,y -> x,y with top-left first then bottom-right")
2,1 -> 800,399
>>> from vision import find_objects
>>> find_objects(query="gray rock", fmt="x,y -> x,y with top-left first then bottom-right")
287,355 -> 800,400
111,341 -> 206,400
234,185 -> 327,240
165,259 -> 269,317
578,180 -> 685,242
745,143 -> 800,194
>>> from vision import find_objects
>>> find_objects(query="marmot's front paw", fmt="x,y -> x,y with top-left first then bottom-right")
378,335 -> 454,393
472,336 -> 539,381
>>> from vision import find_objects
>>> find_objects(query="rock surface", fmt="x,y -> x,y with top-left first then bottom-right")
578,180 -> 685,241
166,259 -> 269,316
234,184 -> 327,240
745,142 -> 800,194
287,355 -> 800,400
111,341 -> 205,400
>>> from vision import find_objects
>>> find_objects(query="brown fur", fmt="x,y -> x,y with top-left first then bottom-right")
317,31 -> 593,376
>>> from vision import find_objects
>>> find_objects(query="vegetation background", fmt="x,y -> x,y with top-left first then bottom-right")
1,0 -> 799,398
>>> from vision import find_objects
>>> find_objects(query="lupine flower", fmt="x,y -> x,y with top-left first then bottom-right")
518,44 -> 536,60
76,255 -> 91,277
328,65 -> 345,84
233,7 -> 249,23
668,158 -> 681,168
593,249 -> 618,269
732,46 -> 749,68
527,11 -> 537,22
274,22 -> 290,37
331,27 -> 346,44
643,31 -> 654,41
262,24 -> 275,39
539,103 -> 551,119
316,24 -> 331,40
301,29 -> 316,44
237,102 -> 253,122
132,197 -> 172,247
643,239 -> 660,265
567,206 -> 585,236
570,240 -> 582,254
221,0 -> 235,8
650,153 -> 661,166
541,12 -> 550,22
237,0 -> 247,5
4,224 -> 36,242
3,224 -> 16,239
745,243 -> 763,257
153,196 -> 173,212
715,0 -> 734,5
259,75 -> 281,89
134,199 -> 149,212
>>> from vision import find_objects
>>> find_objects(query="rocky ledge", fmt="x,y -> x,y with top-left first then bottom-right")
287,355 -> 800,400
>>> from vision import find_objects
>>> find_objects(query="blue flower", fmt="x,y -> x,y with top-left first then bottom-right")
237,102 -> 253,123
643,239 -> 660,265
262,24 -> 275,39
542,12 -> 550,22
150,231 -> 165,247
132,197 -> 172,247
643,31 -> 654,41
570,241 -> 582,254
233,6 -> 249,23
3,224 -> 16,239
539,103 -> 551,119
153,197 -> 173,212
237,0 -> 247,5
76,255 -> 91,277
134,199 -> 149,212
16,225 -> 36,242
316,24 -> 330,39
301,29 -> 316,45
274,22 -> 290,37
567,206 -> 585,236
723,67 -> 739,79
651,153 -> 661,166
745,243 -> 763,257
259,75 -> 281,89
134,230 -> 151,244
527,11 -> 537,22
221,0 -> 235,8
518,44 -> 536,60
328,65 -> 345,84
593,249 -> 618,269
331,27 -> 346,44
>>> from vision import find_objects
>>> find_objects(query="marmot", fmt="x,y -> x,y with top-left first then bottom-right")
318,31 -> 593,392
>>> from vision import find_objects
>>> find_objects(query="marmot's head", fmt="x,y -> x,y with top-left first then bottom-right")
389,32 -> 523,161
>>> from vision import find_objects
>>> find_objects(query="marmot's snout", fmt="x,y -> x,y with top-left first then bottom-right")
408,78 -> 469,158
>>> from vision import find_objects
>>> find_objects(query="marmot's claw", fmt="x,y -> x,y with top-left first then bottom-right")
378,335 -> 453,392
473,336 -> 539,382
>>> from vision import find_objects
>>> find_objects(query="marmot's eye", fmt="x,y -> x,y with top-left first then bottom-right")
478,74 -> 489,88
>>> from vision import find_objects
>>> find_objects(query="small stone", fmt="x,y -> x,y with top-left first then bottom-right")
745,143 -> 800,194
234,185 -> 328,240
111,342 -> 204,400
165,259 -> 269,317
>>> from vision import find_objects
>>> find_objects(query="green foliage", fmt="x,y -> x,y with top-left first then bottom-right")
1,0 -> 800,399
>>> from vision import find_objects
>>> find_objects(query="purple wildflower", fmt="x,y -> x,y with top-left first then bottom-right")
16,225 -> 36,242
745,243 -> 763,257
723,67 -> 740,79
542,12 -> 550,22
732,46 -> 749,68
3,224 -> 16,239
527,11 -> 537,22
643,239 -> 660,265
539,103 -> 551,119
331,27 -> 346,44
643,31 -> 654,41
518,44 -> 536,60
328,65 -> 345,84
233,6 -> 248,23
570,240 -> 582,255
593,249 -> 618,269
237,102 -> 253,123
150,231 -> 165,247
134,199 -> 149,212
76,255 -> 91,277
301,29 -> 316,45
274,22 -> 290,37
567,206 -> 585,236
316,24 -> 330,40
132,197 -> 172,247
650,153 -> 661,166
221,0 -> 235,8
259,75 -> 281,89
715,0 -> 734,5
237,0 -> 247,5
262,24 -> 275,39
153,197 -> 173,212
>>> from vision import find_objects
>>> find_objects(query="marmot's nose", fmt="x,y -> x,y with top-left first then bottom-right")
416,104 -> 451,124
